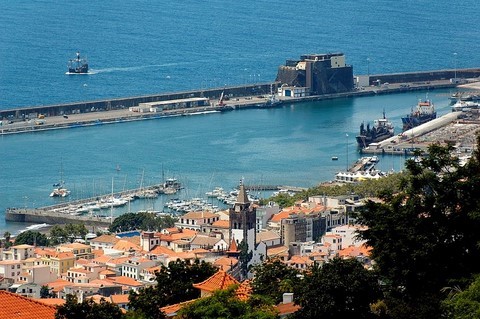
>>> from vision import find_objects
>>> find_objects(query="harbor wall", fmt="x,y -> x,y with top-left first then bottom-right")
0,83 -> 277,120
367,68 -> 480,85
6,208 -> 112,227
2,68 -> 479,121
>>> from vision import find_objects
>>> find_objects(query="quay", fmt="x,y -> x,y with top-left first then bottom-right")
360,82 -> 480,156
243,185 -> 308,192
5,182 -> 176,226
1,67 -> 480,136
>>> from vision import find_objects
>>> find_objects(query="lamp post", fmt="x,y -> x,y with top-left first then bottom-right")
453,52 -> 457,80
367,57 -> 370,77
346,133 -> 349,171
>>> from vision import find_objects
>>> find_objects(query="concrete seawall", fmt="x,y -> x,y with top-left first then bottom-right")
6,208 -> 112,227
2,67 -> 479,126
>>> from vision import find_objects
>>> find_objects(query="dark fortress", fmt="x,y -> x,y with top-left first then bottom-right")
276,53 -> 354,95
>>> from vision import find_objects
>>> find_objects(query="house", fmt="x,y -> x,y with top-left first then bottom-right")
285,255 -> 314,271
329,224 -> 367,247
201,219 -> 230,241
189,234 -> 228,251
2,244 -> 35,261
192,269 -> 239,298
175,211 -> 220,231
89,234 -> 120,250
0,259 -> 22,282
120,257 -> 156,280
56,243 -> 94,260
36,248 -> 76,277
256,229 -> 281,247
0,290 -> 56,319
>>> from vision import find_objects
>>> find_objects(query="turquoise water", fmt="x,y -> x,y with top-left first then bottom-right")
1,0 -> 479,233
0,90 -> 455,233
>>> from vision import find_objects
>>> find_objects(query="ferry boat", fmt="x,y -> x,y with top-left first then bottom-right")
401,96 -> 436,131
67,52 -> 89,74
356,111 -> 394,148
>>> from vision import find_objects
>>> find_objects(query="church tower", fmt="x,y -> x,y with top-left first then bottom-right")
229,182 -> 256,255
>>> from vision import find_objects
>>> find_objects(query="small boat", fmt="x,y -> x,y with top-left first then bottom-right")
451,100 -> 479,112
356,111 -> 394,148
331,156 -> 338,161
50,187 -> 71,197
67,51 -> 89,74
50,161 -> 70,197
401,95 -> 436,131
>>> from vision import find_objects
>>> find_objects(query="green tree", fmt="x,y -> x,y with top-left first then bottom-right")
13,230 -> 48,246
176,287 -> 277,319
251,258 -> 301,304
109,212 -> 176,233
355,138 -> 480,318
442,275 -> 480,318
50,225 -> 69,245
40,285 -> 54,298
238,239 -> 253,279
128,259 -> 217,319
64,223 -> 88,241
55,294 -> 125,319
293,257 -> 381,319
2,231 -> 12,248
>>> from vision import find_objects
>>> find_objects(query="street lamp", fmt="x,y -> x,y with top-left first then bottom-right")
367,58 -> 370,77
453,52 -> 457,80
346,133 -> 349,171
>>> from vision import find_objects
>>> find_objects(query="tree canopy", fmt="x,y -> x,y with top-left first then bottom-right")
13,230 -> 48,246
128,259 -> 217,319
293,257 -> 381,319
109,212 -> 176,233
355,137 -> 480,318
50,223 -> 88,245
176,287 -> 278,319
251,258 -> 301,304
55,294 -> 125,319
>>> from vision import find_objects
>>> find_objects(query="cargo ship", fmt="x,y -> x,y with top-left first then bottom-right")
67,52 -> 89,74
356,111 -> 394,148
401,96 -> 436,131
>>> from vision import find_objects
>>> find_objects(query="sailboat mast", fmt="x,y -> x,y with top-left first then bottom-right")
110,176 -> 114,224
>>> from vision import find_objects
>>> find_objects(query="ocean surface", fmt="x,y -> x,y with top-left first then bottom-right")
1,0 -> 479,234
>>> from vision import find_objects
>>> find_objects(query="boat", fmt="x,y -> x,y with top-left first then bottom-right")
451,100 -> 479,112
50,162 -> 70,197
50,187 -> 71,197
331,156 -> 339,161
401,95 -> 436,131
67,51 -> 89,74
356,111 -> 394,148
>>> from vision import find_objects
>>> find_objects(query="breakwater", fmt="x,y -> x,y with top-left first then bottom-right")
2,68 -> 479,125
5,182 -> 171,226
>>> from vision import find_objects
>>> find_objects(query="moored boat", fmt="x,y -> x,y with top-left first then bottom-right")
356,111 -> 394,148
67,51 -> 89,74
401,95 -> 436,131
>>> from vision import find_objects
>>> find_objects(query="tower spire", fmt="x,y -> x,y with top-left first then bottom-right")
236,182 -> 249,205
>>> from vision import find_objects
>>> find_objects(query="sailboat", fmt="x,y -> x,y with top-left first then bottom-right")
50,162 -> 71,197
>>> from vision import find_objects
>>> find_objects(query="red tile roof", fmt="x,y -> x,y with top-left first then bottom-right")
235,280 -> 253,301
0,290 -> 56,319
192,270 -> 239,293
276,302 -> 301,316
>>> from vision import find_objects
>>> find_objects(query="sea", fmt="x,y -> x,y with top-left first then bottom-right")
1,0 -> 479,235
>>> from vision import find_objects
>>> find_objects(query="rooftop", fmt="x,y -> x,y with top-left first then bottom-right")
0,290 -> 56,319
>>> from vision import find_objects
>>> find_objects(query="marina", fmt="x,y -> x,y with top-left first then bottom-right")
2,0 -> 480,235
5,180 -> 182,226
